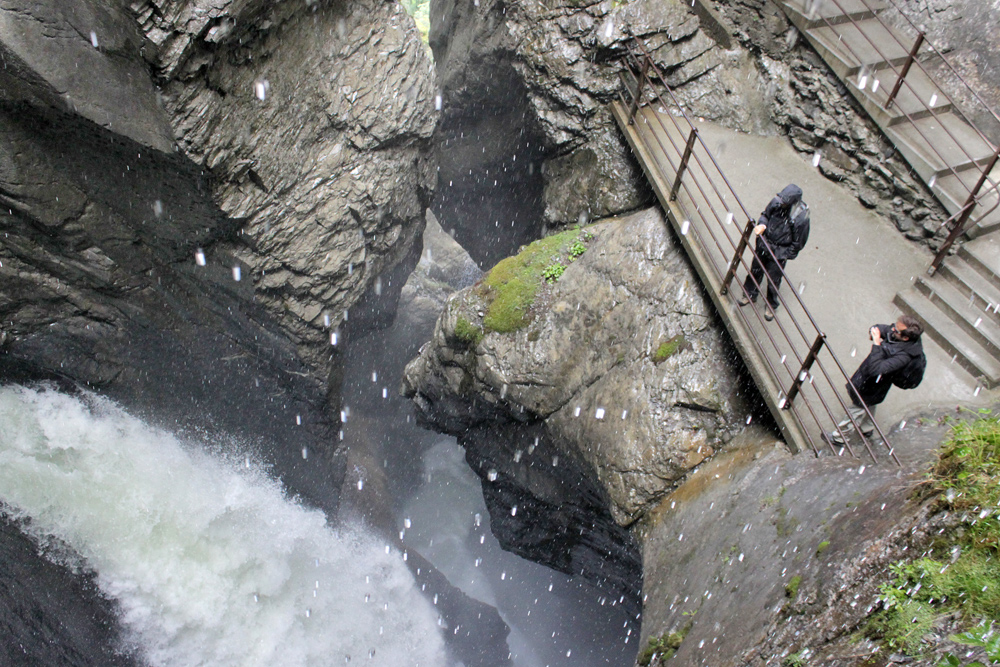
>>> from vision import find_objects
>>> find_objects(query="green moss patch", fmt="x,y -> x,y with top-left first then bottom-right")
785,575 -> 802,599
815,541 -> 830,557
637,625 -> 690,666
481,227 -> 594,333
454,316 -> 484,347
652,334 -> 689,364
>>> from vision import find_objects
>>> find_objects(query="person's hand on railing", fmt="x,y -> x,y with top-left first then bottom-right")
754,224 -> 767,236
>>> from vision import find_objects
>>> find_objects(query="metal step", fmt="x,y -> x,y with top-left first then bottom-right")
959,235 -> 1000,282
937,256 -> 1000,319
857,63 -> 953,127
915,275 -> 1000,355
894,288 -> 1000,387
884,113 -> 996,181
780,0 -> 886,30
807,18 -> 912,77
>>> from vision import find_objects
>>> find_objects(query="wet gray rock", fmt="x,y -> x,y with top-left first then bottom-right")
130,0 -> 439,370
429,0 -> 777,245
403,207 -> 751,525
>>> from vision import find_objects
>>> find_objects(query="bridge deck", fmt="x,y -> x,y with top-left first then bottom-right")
612,100 -> 990,460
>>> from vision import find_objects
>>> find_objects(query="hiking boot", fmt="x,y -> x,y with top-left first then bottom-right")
822,432 -> 845,449
737,295 -> 756,307
764,310 -> 774,322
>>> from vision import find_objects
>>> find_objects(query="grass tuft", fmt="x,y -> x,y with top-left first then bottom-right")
454,316 -> 484,347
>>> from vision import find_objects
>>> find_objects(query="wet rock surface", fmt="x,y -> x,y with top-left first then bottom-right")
429,0 -> 778,250
0,515 -> 140,667
131,0 -> 439,370
404,208 -> 753,526
631,413 -> 993,667
403,208 -> 755,612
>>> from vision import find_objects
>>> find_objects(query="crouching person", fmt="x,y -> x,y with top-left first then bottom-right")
828,315 -> 926,446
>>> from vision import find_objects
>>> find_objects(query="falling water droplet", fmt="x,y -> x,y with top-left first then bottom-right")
595,407 -> 605,419
232,266 -> 241,281
302,447 -> 308,460
90,31 -> 99,48
434,94 -> 442,110
254,79 -> 269,101
487,469 -> 498,481
551,456 -> 559,467
681,220 -> 690,235
510,506 -> 517,516
357,478 -> 364,490
812,152 -> 822,167
195,249 -> 206,266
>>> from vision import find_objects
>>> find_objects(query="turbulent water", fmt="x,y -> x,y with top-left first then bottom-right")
0,385 -> 447,667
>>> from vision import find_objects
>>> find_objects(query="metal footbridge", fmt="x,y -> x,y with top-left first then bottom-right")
612,6 -> 1000,460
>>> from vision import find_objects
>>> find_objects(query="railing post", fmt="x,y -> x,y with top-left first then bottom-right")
721,219 -> 756,295
628,56 -> 650,126
782,334 -> 826,409
929,146 -> 1000,274
885,32 -> 925,110
670,128 -> 699,201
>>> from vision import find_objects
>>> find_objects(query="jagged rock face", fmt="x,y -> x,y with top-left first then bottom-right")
403,208 -> 751,526
430,0 -> 777,241
130,0 -> 439,369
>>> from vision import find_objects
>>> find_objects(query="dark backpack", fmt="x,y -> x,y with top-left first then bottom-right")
892,351 -> 926,389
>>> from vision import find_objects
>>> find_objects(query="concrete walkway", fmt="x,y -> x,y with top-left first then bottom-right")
690,119 -> 997,430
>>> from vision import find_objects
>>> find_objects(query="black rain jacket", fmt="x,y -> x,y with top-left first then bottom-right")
757,184 -> 809,262
846,323 -> 924,407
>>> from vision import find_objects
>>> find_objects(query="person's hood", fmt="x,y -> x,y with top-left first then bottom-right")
777,184 -> 803,207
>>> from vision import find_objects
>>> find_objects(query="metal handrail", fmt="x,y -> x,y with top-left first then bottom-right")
619,41 -> 898,464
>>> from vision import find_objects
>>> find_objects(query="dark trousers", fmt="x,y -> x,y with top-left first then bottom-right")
743,250 -> 786,310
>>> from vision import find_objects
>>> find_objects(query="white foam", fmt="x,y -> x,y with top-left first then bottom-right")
0,386 -> 445,667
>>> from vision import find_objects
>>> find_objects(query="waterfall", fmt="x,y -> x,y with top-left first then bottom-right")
0,385 -> 446,667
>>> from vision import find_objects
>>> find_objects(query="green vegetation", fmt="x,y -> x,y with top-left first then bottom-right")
569,240 -> 587,260
400,0 -> 430,42
785,575 -> 802,600
454,316 -> 484,347
480,228 -> 595,333
637,625 -> 690,666
815,541 -> 830,557
939,624 -> 1000,666
652,335 -> 688,364
866,411 -> 1000,656
783,650 -> 808,667
542,262 -> 566,282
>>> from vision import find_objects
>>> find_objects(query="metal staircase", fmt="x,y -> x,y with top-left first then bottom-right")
777,0 -> 1000,388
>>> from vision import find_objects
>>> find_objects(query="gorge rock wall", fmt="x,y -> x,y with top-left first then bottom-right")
0,0 -> 441,662
131,0 -> 439,370
403,208 -> 754,607
429,0 -> 776,262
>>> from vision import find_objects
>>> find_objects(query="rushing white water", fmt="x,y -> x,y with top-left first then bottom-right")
0,385 -> 447,667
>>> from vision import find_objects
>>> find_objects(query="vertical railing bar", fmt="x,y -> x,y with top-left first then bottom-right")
884,31 -> 924,110
670,129 -> 699,201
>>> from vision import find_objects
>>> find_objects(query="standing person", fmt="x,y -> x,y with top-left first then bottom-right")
738,183 -> 810,321
827,315 -> 926,446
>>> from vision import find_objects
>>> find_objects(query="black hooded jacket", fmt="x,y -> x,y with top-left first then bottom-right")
846,324 -> 924,407
758,184 -> 809,262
